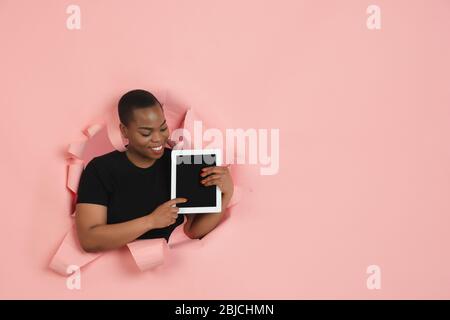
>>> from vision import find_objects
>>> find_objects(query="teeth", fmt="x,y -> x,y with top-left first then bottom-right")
151,145 -> 163,151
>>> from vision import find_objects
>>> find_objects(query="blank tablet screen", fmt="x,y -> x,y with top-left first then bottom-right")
175,154 -> 217,208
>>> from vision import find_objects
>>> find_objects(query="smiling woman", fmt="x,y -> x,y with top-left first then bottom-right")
118,90 -> 170,168
75,89 -> 234,253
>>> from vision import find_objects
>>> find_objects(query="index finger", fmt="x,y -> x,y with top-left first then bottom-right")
166,198 -> 188,206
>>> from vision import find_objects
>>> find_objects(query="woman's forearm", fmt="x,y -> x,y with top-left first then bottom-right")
188,193 -> 232,239
79,215 -> 155,252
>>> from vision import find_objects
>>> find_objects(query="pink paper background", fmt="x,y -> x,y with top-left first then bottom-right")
1,0 -> 450,299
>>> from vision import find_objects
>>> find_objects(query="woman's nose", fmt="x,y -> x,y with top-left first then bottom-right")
151,132 -> 163,142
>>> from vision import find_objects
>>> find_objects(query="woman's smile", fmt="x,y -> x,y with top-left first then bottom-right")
148,144 -> 164,155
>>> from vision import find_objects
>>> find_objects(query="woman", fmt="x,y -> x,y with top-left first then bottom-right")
75,89 -> 234,253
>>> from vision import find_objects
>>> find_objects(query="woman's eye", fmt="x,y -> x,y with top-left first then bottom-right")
141,127 -> 166,136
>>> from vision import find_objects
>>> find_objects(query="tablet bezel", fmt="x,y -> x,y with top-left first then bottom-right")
171,148 -> 222,214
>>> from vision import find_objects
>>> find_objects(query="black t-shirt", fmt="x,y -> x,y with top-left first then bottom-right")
76,147 -> 185,242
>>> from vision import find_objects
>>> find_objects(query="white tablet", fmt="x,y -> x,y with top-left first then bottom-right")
171,149 -> 222,214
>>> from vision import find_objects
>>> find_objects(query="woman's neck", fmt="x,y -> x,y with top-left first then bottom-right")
125,147 -> 156,169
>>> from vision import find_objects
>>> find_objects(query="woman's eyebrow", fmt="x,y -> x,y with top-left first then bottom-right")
138,120 -> 167,130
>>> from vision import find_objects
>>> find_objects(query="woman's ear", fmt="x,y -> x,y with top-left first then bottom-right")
119,123 -> 128,140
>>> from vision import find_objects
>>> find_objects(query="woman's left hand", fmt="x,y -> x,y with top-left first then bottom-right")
200,165 -> 234,197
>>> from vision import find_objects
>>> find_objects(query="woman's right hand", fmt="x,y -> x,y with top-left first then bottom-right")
148,198 -> 188,229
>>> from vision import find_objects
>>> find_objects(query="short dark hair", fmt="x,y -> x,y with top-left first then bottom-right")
118,89 -> 162,126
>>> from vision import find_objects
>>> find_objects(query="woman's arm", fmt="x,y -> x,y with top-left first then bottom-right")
75,203 -> 155,252
184,192 -> 232,239
76,198 -> 187,252
184,165 -> 234,239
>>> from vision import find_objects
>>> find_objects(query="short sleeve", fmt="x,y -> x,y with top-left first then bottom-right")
76,159 -> 110,206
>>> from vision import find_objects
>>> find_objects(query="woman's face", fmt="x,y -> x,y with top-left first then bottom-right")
120,105 -> 170,160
